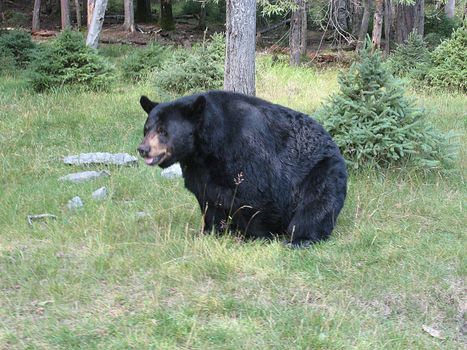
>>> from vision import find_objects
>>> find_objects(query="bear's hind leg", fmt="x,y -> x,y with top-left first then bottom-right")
285,157 -> 346,248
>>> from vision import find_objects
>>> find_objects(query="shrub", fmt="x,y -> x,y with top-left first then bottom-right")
315,42 -> 454,169
121,43 -> 170,81
0,30 -> 36,69
425,12 -> 460,39
29,30 -> 115,92
155,33 -> 225,95
0,50 -> 17,74
388,32 -> 431,79
425,26 -> 467,92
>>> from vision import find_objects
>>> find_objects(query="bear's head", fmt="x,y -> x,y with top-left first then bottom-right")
137,95 -> 206,168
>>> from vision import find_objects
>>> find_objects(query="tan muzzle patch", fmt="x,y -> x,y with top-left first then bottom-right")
141,132 -> 171,164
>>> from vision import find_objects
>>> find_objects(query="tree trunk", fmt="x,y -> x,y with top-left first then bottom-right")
74,0 -> 81,29
356,0 -> 372,49
224,0 -> 256,96
61,0 -> 71,29
86,0 -> 108,49
289,0 -> 306,65
123,0 -> 135,32
384,0 -> 392,53
334,0 -> 349,32
394,0 -> 424,44
372,0 -> 384,49
445,0 -> 455,18
352,0 -> 364,37
160,0 -> 174,30
32,0 -> 41,32
136,0 -> 151,22
301,2 -> 307,55
87,0 -> 95,27
198,1 -> 206,30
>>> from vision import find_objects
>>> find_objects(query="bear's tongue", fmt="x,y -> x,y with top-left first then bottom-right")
144,157 -> 154,165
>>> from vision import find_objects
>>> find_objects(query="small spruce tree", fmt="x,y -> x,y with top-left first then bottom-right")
426,26 -> 467,92
29,30 -> 115,92
315,41 -> 454,169
388,31 -> 431,79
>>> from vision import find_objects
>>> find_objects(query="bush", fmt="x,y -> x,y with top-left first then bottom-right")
388,32 -> 431,79
155,33 -> 225,95
29,30 -> 115,92
0,30 -> 36,69
315,42 -> 454,169
121,43 -> 170,81
425,12 -> 460,39
425,26 -> 467,92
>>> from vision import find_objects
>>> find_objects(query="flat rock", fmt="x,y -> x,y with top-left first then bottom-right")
59,170 -> 110,183
161,163 -> 183,179
136,211 -> 148,218
64,152 -> 138,166
27,214 -> 57,226
92,186 -> 108,200
67,196 -> 83,210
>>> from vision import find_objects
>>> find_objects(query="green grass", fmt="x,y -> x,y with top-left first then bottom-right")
0,58 -> 466,349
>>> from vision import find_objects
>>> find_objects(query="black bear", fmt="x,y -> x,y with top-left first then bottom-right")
137,91 -> 347,247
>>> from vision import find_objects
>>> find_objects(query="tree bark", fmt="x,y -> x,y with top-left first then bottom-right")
445,0 -> 455,18
394,0 -> 424,44
198,1 -> 206,30
74,0 -> 81,29
384,0 -> 392,54
123,0 -> 135,32
32,0 -> 41,32
160,0 -> 174,30
356,0 -> 372,50
136,0 -> 151,22
87,0 -> 95,27
224,0 -> 256,96
86,0 -> 108,49
301,2 -> 307,55
61,0 -> 71,29
372,0 -> 384,49
289,0 -> 306,65
334,0 -> 349,32
352,0 -> 364,37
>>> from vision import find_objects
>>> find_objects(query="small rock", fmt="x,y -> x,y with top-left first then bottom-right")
64,152 -> 138,166
136,211 -> 148,218
422,325 -> 445,340
27,214 -> 57,226
59,170 -> 110,183
67,196 -> 83,210
161,163 -> 183,179
92,187 -> 108,201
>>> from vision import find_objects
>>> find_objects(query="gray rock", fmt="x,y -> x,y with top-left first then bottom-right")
135,211 -> 148,218
67,196 -> 83,210
161,163 -> 183,179
27,214 -> 57,226
92,186 -> 108,200
59,170 -> 110,183
64,152 -> 138,166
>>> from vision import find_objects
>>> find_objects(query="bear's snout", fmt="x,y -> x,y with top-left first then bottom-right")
137,144 -> 150,158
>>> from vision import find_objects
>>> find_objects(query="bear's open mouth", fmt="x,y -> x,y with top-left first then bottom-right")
143,153 -> 166,166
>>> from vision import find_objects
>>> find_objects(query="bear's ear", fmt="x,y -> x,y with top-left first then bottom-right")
140,96 -> 158,114
191,95 -> 206,115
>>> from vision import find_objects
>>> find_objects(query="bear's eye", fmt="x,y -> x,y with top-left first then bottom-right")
156,126 -> 168,137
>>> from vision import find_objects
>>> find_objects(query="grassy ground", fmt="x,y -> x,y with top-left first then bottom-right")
0,59 -> 466,349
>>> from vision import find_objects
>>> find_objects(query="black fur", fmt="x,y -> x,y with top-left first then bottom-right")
139,91 -> 347,246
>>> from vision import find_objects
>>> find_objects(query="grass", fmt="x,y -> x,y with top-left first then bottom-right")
0,54 -> 466,349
